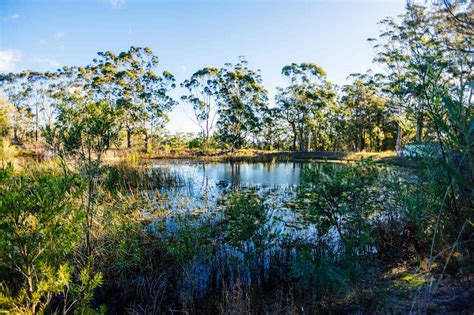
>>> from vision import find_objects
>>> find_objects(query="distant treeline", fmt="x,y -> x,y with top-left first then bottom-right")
0,3 -> 471,154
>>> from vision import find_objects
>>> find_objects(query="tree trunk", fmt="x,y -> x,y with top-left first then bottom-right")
416,112 -> 423,142
291,123 -> 297,151
395,106 -> 403,151
127,128 -> 132,149
356,128 -> 363,152
35,105 -> 39,143
298,125 -> 306,152
307,130 -> 312,152
144,131 -> 149,153
396,124 -> 403,151
299,134 -> 305,152
27,271 -> 37,314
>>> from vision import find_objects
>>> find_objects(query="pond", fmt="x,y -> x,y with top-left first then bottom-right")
153,161 -> 306,188
148,160 -> 321,240
139,160 -> 383,296
149,161 -> 308,210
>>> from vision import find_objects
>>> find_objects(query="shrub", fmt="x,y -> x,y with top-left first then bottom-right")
0,162 -> 102,313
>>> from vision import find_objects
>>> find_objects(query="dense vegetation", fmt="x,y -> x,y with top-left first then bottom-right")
0,4 -> 470,154
0,1 -> 472,314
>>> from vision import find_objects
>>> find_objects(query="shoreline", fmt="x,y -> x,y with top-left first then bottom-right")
142,150 -> 411,166
13,147 -> 413,167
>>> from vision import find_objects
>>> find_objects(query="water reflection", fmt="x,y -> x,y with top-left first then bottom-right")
153,161 -> 304,189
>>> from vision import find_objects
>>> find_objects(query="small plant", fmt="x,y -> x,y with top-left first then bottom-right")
220,191 -> 268,250
300,161 -> 381,254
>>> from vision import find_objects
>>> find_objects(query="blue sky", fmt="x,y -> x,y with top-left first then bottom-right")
0,0 -> 406,133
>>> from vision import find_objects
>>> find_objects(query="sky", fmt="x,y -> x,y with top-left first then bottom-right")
0,0 -> 407,133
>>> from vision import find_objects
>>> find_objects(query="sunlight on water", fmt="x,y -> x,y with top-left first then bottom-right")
153,161 -> 304,187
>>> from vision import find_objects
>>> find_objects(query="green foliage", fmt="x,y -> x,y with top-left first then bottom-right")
342,74 -> 392,152
276,62 -> 336,151
215,57 -> 268,150
300,161 -> 380,251
54,97 -> 122,159
181,67 -> 220,143
291,250 -> 348,294
220,191 -> 268,250
0,264 -> 71,314
68,263 -> 105,315
288,161 -> 386,309
187,136 -> 203,149
0,162 -> 90,313
0,2 -> 471,313
164,215 -> 214,265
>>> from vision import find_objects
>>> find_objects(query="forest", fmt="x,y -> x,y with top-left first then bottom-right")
0,1 -> 473,314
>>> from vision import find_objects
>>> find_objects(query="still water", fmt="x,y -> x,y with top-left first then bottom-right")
152,161 -> 305,188
149,161 -> 308,211
147,161 -> 322,294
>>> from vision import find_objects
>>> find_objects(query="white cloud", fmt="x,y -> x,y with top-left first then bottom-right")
32,57 -> 61,68
39,39 -> 47,45
109,0 -> 125,8
9,14 -> 20,20
55,32 -> 65,39
180,65 -> 187,74
0,50 -> 22,72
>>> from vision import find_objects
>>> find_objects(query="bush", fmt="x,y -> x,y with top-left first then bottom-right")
0,162 -> 102,313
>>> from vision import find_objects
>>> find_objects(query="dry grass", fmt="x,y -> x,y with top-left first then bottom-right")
8,148 -> 408,168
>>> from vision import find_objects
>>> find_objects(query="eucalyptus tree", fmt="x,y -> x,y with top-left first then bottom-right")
113,46 -> 177,151
438,0 -> 474,40
276,63 -> 335,152
374,5 -> 452,143
215,57 -> 268,150
370,16 -> 414,150
342,73 -> 389,152
23,71 -> 59,143
401,5 -> 450,142
376,4 -> 474,304
255,107 -> 289,150
275,88 -> 300,151
423,2 -> 473,218
374,3 -> 472,164
1,71 -> 56,144
0,73 -> 33,144
432,4 -> 473,152
324,85 -> 351,151
181,67 -> 220,145
314,96 -> 348,151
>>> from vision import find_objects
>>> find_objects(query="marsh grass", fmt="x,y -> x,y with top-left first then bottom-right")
86,161 -> 417,313
1,157 -> 471,314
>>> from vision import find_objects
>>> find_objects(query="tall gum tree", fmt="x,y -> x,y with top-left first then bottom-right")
0,73 -> 34,144
276,63 -> 335,152
108,47 -> 177,151
215,57 -> 268,151
342,73 -> 389,152
181,67 -> 220,146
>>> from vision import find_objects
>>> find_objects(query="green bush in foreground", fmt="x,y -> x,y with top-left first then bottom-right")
0,163 -> 103,314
